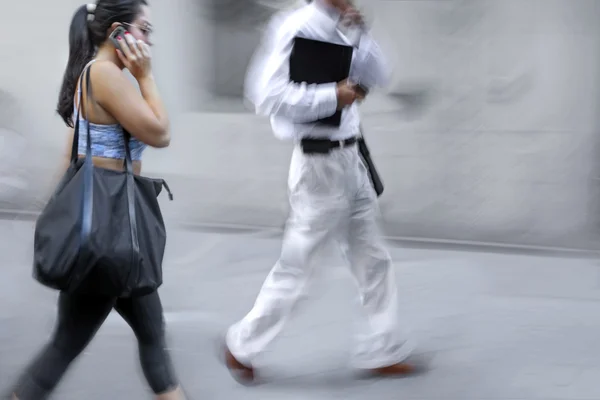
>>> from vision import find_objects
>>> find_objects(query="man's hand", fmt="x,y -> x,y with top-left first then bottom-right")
336,79 -> 359,109
336,80 -> 369,109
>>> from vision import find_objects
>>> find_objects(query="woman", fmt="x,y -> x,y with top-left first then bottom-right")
10,1 -> 185,399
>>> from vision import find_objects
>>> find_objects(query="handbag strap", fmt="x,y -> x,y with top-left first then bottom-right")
70,67 -> 89,164
73,63 -> 140,287
123,128 -> 140,292
357,124 -> 369,155
78,64 -> 96,246
70,87 -> 81,164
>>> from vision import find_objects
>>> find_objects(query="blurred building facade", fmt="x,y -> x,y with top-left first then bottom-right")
1,0 -> 600,250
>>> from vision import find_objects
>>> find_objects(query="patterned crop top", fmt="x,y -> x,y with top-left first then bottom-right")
74,60 -> 147,161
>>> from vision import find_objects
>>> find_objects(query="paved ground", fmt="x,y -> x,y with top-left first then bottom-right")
1,218 -> 600,399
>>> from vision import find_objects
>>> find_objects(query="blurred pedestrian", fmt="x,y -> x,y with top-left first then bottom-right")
224,0 -> 419,384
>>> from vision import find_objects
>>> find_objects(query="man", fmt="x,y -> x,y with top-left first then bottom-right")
224,0 -> 417,382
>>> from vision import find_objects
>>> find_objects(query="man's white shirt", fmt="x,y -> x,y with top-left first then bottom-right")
244,0 -> 391,141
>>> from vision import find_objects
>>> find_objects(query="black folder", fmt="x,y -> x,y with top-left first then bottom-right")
289,37 -> 353,127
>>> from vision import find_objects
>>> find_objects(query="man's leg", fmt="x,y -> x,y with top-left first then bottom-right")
344,162 -> 416,372
225,148 -> 348,380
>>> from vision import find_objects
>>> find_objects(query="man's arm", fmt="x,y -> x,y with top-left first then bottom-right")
244,18 -> 340,123
349,31 -> 392,90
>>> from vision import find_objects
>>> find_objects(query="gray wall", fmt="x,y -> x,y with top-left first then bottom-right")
2,0 -> 600,250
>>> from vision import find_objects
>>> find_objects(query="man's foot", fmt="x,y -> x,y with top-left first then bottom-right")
361,354 -> 430,378
224,346 -> 255,385
369,362 -> 417,376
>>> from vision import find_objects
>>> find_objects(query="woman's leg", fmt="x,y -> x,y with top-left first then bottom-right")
115,291 -> 183,399
12,292 -> 114,399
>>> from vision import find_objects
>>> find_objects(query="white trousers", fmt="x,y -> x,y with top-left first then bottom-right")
226,144 -> 414,369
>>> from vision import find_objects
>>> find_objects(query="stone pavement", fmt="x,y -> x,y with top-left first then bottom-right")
1,218 -> 600,399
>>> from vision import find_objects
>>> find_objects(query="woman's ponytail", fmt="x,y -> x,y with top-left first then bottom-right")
56,5 -> 96,127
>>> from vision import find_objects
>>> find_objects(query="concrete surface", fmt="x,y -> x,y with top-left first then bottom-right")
1,218 -> 600,399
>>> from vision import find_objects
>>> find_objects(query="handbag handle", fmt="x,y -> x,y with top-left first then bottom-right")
72,64 -> 139,276
122,128 -> 140,292
70,67 -> 88,165
72,64 -> 98,246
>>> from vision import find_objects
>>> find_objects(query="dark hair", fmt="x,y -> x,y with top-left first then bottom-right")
57,0 -> 148,127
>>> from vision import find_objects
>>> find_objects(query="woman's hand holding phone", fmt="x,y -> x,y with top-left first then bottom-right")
115,32 -> 152,81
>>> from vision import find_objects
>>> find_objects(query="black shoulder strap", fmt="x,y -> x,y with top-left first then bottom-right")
70,68 -> 88,164
70,62 -> 96,164
124,127 -> 140,292
83,65 -> 93,159
74,61 -> 140,293
78,63 -> 96,261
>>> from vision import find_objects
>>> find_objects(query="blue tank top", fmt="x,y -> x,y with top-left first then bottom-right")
74,60 -> 147,161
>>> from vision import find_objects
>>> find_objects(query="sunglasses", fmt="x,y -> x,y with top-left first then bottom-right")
122,22 -> 153,37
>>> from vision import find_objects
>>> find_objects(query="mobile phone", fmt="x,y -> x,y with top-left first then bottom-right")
109,25 -> 128,51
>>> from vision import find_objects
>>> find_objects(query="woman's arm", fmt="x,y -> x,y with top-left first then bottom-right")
89,62 -> 170,148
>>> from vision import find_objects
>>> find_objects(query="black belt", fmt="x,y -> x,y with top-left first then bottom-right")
300,137 -> 357,154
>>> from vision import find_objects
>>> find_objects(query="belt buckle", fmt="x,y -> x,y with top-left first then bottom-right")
339,140 -> 345,149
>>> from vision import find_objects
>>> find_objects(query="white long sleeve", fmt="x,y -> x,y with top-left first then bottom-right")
243,2 -> 390,142
244,16 -> 339,123
348,31 -> 392,90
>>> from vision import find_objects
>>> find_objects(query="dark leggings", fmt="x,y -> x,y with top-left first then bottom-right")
13,291 -> 178,399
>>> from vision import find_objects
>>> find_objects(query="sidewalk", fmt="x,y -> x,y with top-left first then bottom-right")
1,219 -> 599,399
